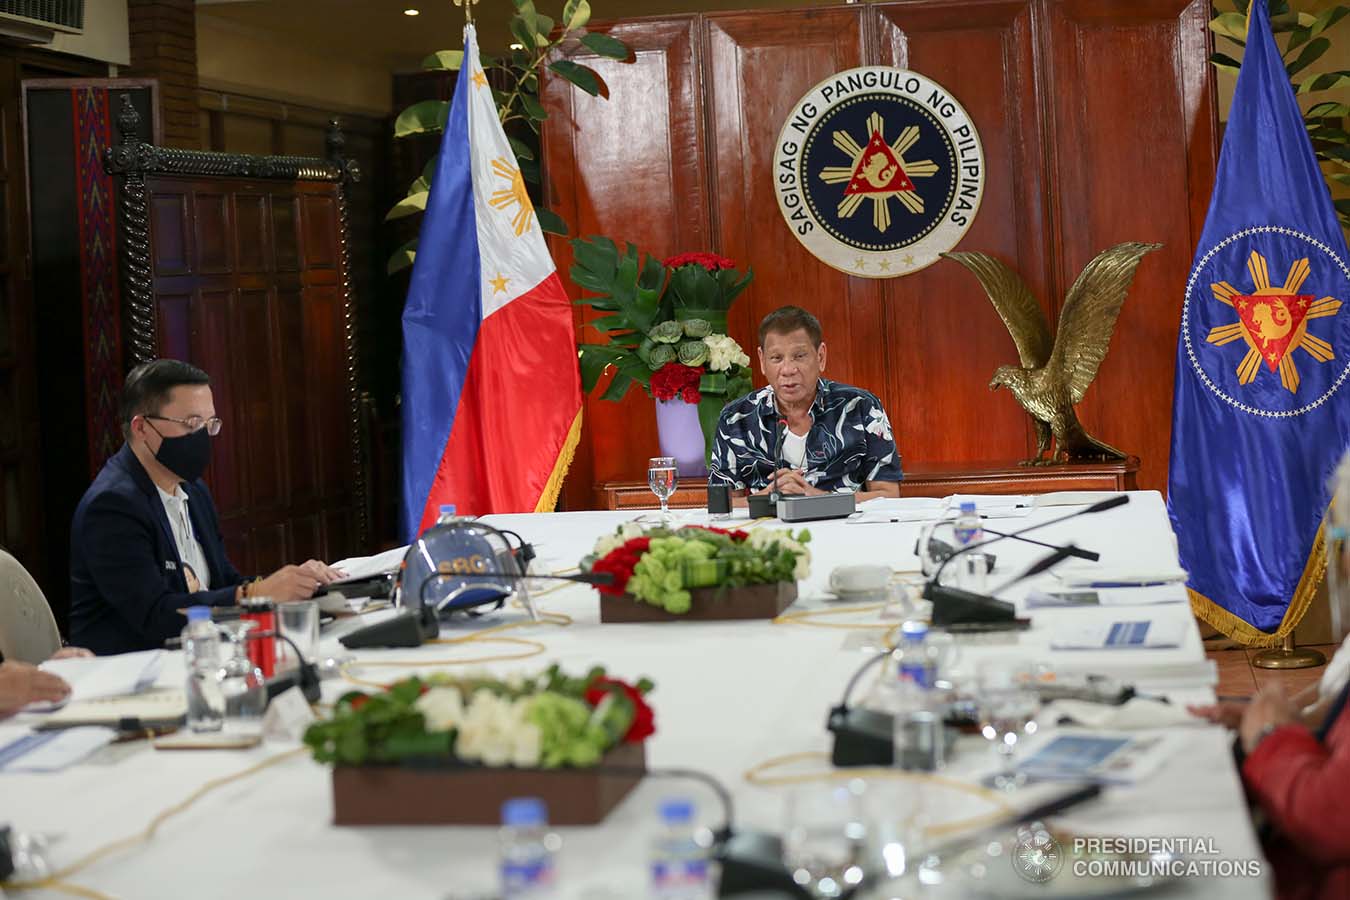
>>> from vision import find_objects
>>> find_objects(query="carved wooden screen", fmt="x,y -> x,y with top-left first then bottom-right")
106,97 -> 365,574
542,0 -> 1218,503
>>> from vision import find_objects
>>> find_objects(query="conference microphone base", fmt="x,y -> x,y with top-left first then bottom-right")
926,583 -> 1018,627
747,492 -> 857,522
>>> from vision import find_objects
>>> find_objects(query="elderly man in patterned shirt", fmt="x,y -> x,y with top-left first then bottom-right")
708,306 -> 901,501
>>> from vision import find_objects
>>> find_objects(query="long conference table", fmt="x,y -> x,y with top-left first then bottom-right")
7,491 -> 1271,899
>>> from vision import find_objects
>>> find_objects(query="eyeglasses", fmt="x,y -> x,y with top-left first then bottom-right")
144,414 -> 223,436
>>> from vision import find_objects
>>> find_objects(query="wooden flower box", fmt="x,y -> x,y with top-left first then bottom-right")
331,741 -> 645,826
600,581 -> 797,623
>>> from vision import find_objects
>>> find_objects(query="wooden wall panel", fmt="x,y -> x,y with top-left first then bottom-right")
1043,0 -> 1218,492
541,0 -> 1217,499
704,7 -> 883,405
542,18 -> 712,511
872,1 -> 1047,464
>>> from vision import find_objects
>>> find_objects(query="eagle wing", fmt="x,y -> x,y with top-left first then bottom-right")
942,251 -> 1053,369
1048,242 -> 1162,404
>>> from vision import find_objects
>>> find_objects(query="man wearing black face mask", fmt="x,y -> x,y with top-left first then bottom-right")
69,359 -> 342,655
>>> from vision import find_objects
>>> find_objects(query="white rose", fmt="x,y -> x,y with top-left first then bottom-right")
512,722 -> 542,768
703,334 -> 750,373
414,687 -> 464,732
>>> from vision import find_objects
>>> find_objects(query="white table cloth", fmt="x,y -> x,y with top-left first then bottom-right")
4,492 -> 1271,899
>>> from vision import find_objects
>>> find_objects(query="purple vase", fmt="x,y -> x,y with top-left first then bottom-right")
655,398 -> 709,478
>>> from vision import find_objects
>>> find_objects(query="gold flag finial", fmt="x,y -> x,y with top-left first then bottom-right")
453,0 -> 478,24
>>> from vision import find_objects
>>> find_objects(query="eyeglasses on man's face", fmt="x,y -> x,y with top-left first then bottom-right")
143,414 -> 223,436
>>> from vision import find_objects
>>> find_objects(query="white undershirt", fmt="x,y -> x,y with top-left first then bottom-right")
156,484 -> 211,592
782,429 -> 808,469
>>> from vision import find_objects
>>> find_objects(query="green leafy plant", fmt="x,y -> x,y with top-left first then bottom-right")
386,0 -> 632,273
571,239 -> 756,456
1210,0 -> 1350,225
303,666 -> 655,768
586,524 -> 811,614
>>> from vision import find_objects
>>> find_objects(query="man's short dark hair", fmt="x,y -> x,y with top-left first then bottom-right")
758,305 -> 823,348
120,359 -> 211,438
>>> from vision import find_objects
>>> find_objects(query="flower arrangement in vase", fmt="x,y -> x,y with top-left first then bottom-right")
583,522 -> 810,621
571,238 -> 755,475
307,666 -> 655,825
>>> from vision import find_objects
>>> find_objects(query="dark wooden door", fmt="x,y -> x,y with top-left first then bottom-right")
0,58 -> 42,580
144,175 -> 359,574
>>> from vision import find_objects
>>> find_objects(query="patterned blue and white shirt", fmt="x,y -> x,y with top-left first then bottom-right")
708,378 -> 902,492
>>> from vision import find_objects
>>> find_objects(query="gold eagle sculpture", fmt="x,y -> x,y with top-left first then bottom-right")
941,242 -> 1162,465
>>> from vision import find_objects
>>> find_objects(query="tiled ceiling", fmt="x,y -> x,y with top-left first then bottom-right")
196,0 -> 835,71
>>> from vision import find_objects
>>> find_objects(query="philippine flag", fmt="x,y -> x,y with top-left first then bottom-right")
401,24 -> 582,540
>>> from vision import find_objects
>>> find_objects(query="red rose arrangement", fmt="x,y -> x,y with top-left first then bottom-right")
663,251 -> 737,272
650,361 -> 704,404
590,536 -> 650,596
585,676 -> 656,743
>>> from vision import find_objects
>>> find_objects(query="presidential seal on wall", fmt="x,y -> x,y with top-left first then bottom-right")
773,66 -> 985,278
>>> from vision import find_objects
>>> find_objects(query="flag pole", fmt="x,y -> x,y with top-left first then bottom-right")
1251,633 -> 1327,670
453,0 -> 478,24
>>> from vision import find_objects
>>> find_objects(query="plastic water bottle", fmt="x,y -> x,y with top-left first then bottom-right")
182,606 -> 223,733
500,797 -> 559,898
953,501 -> 982,546
891,622 -> 945,771
651,798 -> 711,900
894,621 -> 938,688
436,504 -> 458,526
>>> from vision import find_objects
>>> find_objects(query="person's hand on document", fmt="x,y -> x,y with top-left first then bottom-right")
0,661 -> 71,718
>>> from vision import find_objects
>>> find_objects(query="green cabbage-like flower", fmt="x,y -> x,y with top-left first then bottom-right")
678,341 -> 710,367
647,344 -> 677,370
681,318 -> 712,339
649,320 -> 684,344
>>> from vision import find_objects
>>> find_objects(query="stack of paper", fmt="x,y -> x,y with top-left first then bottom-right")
32,649 -> 163,709
0,724 -> 116,773
1018,731 -> 1181,784
1050,618 -> 1188,650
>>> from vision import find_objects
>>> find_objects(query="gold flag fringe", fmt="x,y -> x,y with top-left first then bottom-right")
1189,521 -> 1328,648
534,407 -> 583,513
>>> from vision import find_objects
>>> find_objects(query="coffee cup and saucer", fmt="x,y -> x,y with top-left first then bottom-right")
826,564 -> 891,602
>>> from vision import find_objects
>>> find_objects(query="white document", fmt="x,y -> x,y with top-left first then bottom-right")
1050,618 -> 1188,650
330,545 -> 408,580
1025,585 -> 1188,608
1053,564 -> 1189,588
36,649 -> 163,706
1034,491 -> 1124,508
0,726 -> 116,773
945,493 -> 1033,510
1018,730 -> 1181,785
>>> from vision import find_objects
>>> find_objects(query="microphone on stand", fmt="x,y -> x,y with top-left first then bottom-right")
925,495 -> 1130,627
975,526 -> 1099,562
770,416 -> 789,504
339,571 -> 615,650
749,418 -> 793,519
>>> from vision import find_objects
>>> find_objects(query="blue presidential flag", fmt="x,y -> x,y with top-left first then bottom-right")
1169,0 -> 1350,644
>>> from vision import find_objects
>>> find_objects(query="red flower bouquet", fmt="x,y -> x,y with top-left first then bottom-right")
663,251 -> 738,272
650,361 -> 705,403
585,676 -> 657,743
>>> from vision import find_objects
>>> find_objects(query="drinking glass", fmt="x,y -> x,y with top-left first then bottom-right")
647,456 -> 678,521
783,780 -> 872,899
217,619 -> 268,738
276,600 -> 319,673
976,661 -> 1041,791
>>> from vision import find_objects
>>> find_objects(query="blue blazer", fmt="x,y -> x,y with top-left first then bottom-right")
70,444 -> 246,655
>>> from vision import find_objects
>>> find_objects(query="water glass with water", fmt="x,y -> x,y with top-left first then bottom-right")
276,599 -> 319,673
977,660 -> 1041,790
648,456 -> 678,520
783,780 -> 872,899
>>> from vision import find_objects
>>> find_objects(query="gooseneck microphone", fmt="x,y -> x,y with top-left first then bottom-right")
976,525 -> 1100,562
925,495 -> 1130,627
770,416 -> 789,503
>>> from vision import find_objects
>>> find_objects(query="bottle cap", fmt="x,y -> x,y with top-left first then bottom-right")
901,620 -> 929,640
959,501 -> 977,514
186,605 -> 212,622
659,798 -> 694,823
439,504 -> 457,517
501,796 -> 548,827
